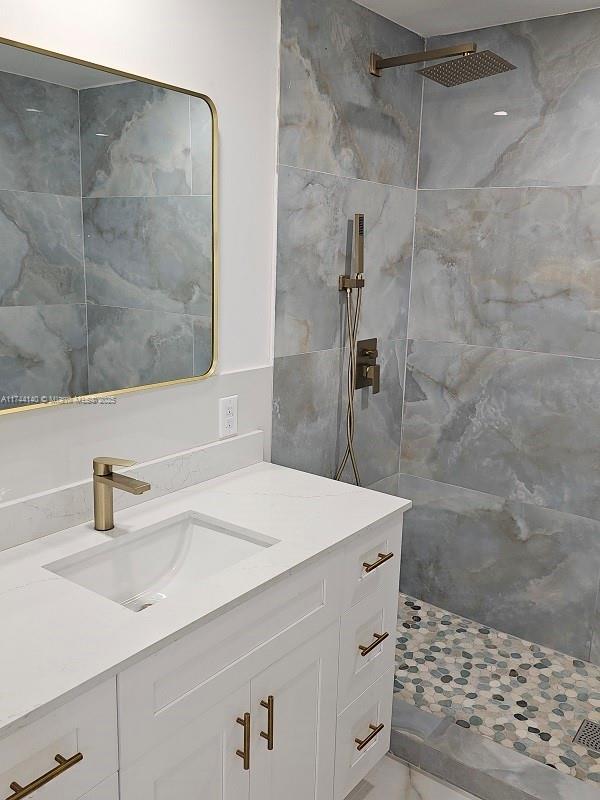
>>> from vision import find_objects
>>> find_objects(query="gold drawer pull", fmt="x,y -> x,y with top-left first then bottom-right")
358,631 -> 390,657
6,752 -> 83,800
236,713 -> 251,770
260,695 -> 275,751
355,723 -> 384,752
362,552 -> 393,573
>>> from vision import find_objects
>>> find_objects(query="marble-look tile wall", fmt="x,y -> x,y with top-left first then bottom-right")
272,0 -> 422,486
397,8 -> 600,663
0,73 -> 214,407
79,82 -> 213,389
0,72 -> 86,407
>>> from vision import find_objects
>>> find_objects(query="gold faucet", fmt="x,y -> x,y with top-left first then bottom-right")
93,457 -> 151,531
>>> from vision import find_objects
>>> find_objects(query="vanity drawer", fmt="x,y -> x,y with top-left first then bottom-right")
342,516 -> 402,611
118,554 -> 342,767
0,681 -> 117,800
338,583 -> 398,712
333,668 -> 394,800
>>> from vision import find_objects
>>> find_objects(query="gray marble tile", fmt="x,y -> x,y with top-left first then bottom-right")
190,97 -> 212,196
422,721 -> 600,800
275,166 -> 414,357
193,316 -> 213,376
338,339 -> 405,487
86,305 -> 193,394
392,697 -> 446,740
0,304 -> 88,408
0,72 -> 80,195
589,590 -> 600,666
280,0 -> 422,187
369,473 -> 401,495
400,340 -> 600,522
411,187 -> 600,357
0,190 -> 84,307
83,196 -> 212,316
80,81 -> 191,197
397,474 -> 600,659
420,10 -> 600,189
272,348 -> 344,479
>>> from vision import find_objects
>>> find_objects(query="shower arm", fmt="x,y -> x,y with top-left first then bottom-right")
370,43 -> 477,77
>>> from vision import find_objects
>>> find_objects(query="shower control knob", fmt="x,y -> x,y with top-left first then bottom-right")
356,338 -> 381,395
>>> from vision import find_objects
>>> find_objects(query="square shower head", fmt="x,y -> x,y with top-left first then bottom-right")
418,50 -> 517,87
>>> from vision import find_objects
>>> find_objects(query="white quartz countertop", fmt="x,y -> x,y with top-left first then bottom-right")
0,462 -> 410,739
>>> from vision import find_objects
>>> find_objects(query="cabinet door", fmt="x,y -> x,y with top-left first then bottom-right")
80,774 -> 118,799
120,684 -> 250,800
250,624 -> 339,800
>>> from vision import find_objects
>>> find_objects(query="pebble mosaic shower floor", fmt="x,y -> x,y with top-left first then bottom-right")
394,594 -> 600,785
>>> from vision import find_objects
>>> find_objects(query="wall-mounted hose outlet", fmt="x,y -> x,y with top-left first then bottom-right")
339,274 -> 365,290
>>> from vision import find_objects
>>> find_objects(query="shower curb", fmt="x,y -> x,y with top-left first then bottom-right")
391,697 -> 600,800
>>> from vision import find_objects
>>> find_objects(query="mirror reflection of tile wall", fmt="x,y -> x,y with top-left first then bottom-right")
0,58 -> 213,410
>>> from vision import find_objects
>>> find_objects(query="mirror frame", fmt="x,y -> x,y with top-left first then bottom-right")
0,36 -> 218,416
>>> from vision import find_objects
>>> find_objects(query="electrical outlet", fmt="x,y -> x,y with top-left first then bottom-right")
219,395 -> 238,438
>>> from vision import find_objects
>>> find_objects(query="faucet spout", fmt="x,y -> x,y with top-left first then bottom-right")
92,456 -> 151,532
95,472 -> 151,495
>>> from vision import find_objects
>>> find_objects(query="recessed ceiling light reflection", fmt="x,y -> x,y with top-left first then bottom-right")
25,108 -> 42,113
494,110 -> 508,116
95,133 -> 109,137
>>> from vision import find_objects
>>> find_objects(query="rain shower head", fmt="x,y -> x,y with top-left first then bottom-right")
418,50 -> 516,87
369,43 -> 517,87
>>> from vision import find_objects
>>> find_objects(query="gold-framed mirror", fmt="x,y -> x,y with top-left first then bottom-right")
0,37 -> 217,415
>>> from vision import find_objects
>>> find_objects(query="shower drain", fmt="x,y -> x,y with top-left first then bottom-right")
573,719 -> 600,753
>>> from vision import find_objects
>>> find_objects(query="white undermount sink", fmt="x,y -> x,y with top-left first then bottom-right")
44,512 -> 278,612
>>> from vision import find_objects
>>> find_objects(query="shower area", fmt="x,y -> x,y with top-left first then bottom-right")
272,0 -> 600,795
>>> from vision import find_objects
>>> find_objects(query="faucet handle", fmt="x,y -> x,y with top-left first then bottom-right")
93,456 -> 136,476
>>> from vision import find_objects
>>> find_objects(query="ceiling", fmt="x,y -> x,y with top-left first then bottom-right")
355,0 -> 600,36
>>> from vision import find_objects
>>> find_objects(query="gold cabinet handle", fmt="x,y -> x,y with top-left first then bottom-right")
260,695 -> 274,751
5,753 -> 83,800
358,631 -> 390,657
362,552 -> 394,573
236,713 -> 251,770
355,723 -> 385,752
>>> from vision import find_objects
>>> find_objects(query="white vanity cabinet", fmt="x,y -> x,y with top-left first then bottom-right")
0,511 -> 403,800
118,516 -> 402,800
0,681 -> 117,800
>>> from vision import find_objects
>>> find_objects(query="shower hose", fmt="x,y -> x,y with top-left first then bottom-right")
335,284 -> 362,486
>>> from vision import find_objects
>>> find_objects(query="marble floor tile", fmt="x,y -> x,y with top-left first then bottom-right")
80,81 -> 191,198
86,305 -> 193,394
0,72 -> 80,195
419,10 -> 600,189
0,304 -> 88,408
272,348 -> 344,479
0,190 -> 84,307
396,474 -> 600,660
280,0 -> 422,187
411,187 -> 600,358
400,339 -> 600,522
275,166 -> 414,357
83,196 -> 212,316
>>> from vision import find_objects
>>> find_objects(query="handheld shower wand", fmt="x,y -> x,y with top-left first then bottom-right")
335,214 -> 365,485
